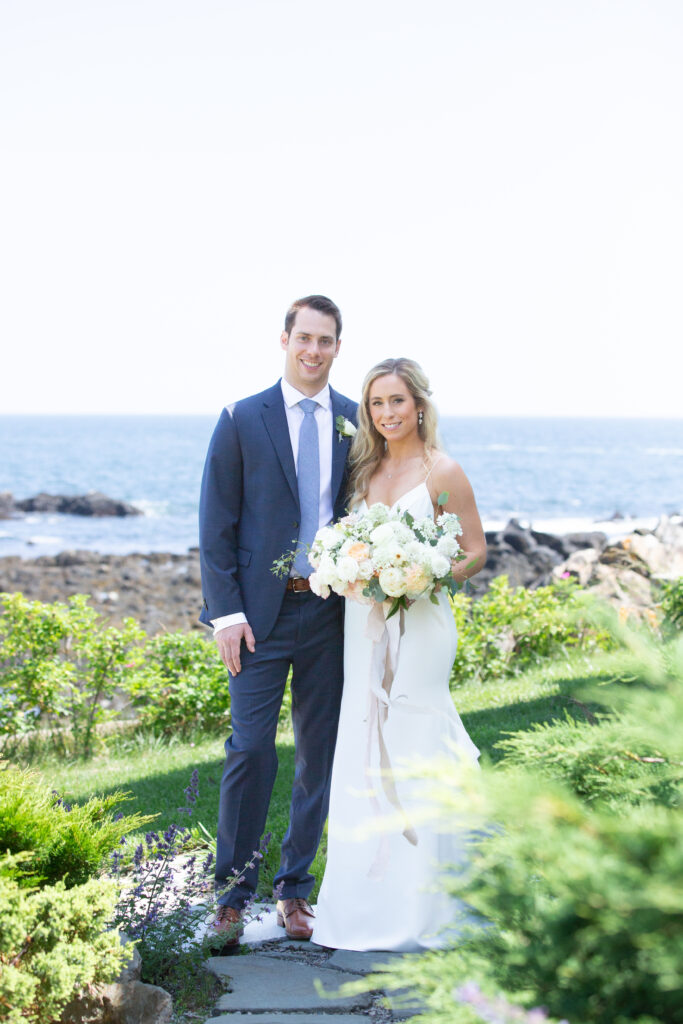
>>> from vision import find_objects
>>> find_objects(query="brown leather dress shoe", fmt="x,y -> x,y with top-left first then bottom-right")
276,897 -> 315,940
211,905 -> 244,949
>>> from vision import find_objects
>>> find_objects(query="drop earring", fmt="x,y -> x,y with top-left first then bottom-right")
418,410 -> 424,426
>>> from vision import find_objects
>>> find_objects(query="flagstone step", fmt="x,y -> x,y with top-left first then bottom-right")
207,953 -> 374,1014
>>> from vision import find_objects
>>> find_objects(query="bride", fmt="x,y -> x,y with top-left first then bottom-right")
311,357 -> 487,953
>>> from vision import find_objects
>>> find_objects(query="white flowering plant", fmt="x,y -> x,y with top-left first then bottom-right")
302,490 -> 466,617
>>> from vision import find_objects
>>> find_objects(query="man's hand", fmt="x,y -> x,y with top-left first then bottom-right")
215,622 -> 256,675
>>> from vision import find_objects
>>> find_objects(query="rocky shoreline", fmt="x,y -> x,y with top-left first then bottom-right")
0,490 -> 142,518
1,516 -> 680,635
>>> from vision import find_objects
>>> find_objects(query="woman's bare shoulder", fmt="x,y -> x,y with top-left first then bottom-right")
427,452 -> 474,505
429,452 -> 466,484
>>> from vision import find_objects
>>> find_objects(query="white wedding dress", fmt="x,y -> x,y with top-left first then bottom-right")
312,482 -> 480,952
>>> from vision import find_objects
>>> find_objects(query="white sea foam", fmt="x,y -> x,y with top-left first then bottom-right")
130,499 -> 167,518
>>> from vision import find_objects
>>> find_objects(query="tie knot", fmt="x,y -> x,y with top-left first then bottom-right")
299,399 -> 318,415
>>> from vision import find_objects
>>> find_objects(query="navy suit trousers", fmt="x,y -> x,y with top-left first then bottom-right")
215,589 -> 344,908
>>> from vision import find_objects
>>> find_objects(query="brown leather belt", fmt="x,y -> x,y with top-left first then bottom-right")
286,577 -> 311,593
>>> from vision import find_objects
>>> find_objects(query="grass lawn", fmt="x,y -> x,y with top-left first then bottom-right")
30,649 -> 622,902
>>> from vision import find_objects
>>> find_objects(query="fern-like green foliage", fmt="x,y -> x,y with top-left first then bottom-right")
341,631 -> 683,1024
0,763 -> 154,887
496,704 -> 681,809
449,575 -> 613,687
0,854 -> 127,1024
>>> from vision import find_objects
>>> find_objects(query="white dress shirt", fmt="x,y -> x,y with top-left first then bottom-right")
212,378 -> 334,634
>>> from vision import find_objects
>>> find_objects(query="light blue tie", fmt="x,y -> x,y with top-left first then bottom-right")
293,399 -> 320,577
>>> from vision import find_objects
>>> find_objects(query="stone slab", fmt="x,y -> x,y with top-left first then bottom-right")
208,953 -> 373,1013
326,948 -> 405,974
206,1015 -> 370,1023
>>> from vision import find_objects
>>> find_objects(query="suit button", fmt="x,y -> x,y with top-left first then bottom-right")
293,521 -> 298,527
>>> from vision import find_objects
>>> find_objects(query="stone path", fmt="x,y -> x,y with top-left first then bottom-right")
203,905 -> 423,1023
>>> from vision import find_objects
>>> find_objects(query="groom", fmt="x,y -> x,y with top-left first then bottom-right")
199,294 -> 357,946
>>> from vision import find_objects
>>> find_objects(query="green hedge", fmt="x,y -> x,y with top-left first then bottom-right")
0,854 -> 127,1024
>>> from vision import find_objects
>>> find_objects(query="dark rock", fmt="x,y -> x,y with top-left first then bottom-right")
501,519 -> 538,555
15,491 -> 141,517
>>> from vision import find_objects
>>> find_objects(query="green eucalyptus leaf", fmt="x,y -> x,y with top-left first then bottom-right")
437,490 -> 449,506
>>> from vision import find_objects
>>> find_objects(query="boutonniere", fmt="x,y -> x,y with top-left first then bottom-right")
336,415 -> 357,443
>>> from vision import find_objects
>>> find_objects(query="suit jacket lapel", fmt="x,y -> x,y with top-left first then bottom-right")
330,388 -> 353,505
261,383 -> 299,507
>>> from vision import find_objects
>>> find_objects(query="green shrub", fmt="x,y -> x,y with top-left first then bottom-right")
660,576 -> 683,631
0,592 -> 145,758
0,763 -> 153,887
122,630 -> 230,735
343,632 -> 683,1024
360,777 -> 683,1024
496,707 -> 681,808
0,854 -> 127,1024
450,575 -> 612,687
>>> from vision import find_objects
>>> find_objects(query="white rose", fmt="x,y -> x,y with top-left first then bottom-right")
309,573 -> 330,599
379,566 -> 408,597
357,558 -> 375,580
316,526 -> 341,550
336,556 -> 360,584
315,554 -> 337,586
370,522 -> 395,545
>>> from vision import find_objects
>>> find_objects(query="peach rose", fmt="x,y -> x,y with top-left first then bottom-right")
346,541 -> 370,562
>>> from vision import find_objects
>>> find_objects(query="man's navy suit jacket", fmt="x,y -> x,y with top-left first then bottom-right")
199,381 -> 358,641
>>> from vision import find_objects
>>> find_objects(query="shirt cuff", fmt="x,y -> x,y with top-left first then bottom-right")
211,613 -> 248,634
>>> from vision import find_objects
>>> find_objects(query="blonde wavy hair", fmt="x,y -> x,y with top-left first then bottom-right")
347,358 -> 442,509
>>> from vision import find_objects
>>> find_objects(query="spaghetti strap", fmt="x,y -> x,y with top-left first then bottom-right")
424,451 -> 445,483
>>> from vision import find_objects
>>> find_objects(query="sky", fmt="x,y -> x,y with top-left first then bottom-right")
1,0 -> 682,417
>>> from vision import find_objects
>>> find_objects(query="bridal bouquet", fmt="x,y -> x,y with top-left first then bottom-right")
305,493 -> 465,617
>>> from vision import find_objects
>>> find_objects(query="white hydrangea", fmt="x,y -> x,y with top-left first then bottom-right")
436,535 -> 461,558
405,539 -> 428,562
429,550 -> 451,578
373,541 -> 409,568
389,520 -> 414,544
365,503 -> 391,526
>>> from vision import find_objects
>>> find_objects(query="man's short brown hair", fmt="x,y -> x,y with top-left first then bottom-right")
284,295 -> 342,341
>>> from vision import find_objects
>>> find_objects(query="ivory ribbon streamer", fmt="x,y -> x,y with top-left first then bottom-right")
364,600 -> 418,878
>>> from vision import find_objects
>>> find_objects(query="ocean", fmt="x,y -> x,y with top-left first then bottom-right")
1,415 -> 682,559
